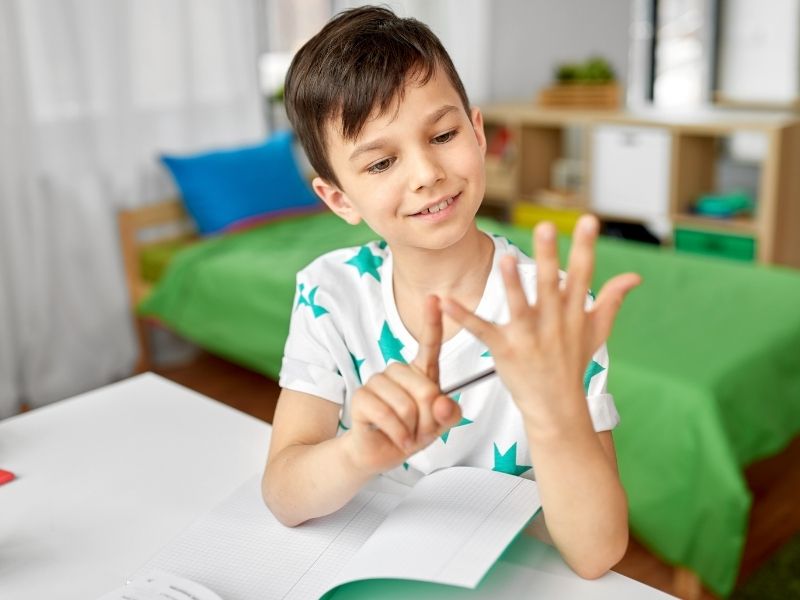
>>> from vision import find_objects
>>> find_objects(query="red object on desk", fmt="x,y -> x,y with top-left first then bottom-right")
0,469 -> 15,485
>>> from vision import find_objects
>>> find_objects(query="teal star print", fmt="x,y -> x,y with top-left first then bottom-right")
492,443 -> 532,476
492,233 -> 520,250
350,352 -> 365,384
440,393 -> 473,443
345,246 -> 383,281
583,360 -> 605,393
338,419 -> 349,431
378,240 -> 387,249
295,283 -> 309,309
481,349 -> 491,358
378,321 -> 406,364
402,462 -> 410,471
295,283 -> 329,318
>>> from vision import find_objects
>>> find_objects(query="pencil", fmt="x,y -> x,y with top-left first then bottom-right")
441,366 -> 497,396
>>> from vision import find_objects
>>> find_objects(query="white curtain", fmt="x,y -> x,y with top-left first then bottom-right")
0,0 -> 264,417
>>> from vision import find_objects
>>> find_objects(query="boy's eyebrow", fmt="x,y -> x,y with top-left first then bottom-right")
426,104 -> 459,125
349,138 -> 389,162
348,105 -> 460,162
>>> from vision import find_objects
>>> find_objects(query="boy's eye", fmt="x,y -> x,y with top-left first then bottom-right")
367,157 -> 394,174
432,129 -> 458,144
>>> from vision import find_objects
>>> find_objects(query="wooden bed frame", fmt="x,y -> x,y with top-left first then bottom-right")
118,199 -> 197,373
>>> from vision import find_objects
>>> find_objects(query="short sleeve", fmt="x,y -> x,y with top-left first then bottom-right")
279,273 -> 346,405
584,342 -> 620,431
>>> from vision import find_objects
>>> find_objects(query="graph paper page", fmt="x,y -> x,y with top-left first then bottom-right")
135,475 -> 403,600
334,466 -> 540,589
136,467 -> 539,598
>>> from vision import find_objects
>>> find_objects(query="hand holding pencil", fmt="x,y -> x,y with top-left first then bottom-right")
343,296 -> 461,475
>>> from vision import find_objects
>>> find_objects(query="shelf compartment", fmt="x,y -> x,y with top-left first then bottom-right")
671,214 -> 758,237
518,126 -> 563,198
484,155 -> 517,201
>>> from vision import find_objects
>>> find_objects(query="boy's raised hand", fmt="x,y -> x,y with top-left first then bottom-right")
441,216 -> 641,428
345,295 -> 462,475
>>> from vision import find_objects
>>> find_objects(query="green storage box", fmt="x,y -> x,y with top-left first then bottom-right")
674,228 -> 756,262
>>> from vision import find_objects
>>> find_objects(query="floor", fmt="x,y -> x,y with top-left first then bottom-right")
155,351 -> 800,600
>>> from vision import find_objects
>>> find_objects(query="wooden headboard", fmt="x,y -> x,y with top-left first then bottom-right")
118,199 -> 196,306
118,199 -> 196,372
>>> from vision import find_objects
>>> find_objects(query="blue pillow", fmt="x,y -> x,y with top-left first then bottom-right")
160,131 -> 320,236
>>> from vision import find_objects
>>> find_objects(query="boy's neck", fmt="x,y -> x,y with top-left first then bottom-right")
392,225 -> 494,296
390,223 -> 494,308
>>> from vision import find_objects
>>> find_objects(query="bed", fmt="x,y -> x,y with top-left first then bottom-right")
122,202 -> 800,596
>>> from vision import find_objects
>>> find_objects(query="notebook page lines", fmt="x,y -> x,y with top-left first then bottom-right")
333,467 -> 540,589
137,476 -> 403,600
282,491 -> 399,600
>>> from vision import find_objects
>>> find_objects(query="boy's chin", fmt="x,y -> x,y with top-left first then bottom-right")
396,220 -> 482,252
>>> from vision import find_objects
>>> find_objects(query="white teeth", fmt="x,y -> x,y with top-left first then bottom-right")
420,197 -> 454,215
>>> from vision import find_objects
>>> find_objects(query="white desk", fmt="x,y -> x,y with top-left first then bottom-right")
0,373 -> 673,599
0,373 -> 269,600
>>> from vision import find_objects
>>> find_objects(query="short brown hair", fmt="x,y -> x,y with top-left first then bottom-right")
284,5 -> 470,187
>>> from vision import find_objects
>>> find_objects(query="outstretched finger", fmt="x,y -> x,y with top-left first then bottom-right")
441,297 -> 502,349
588,273 -> 642,351
412,294 -> 443,384
564,215 -> 599,317
500,254 -> 529,320
533,222 -> 562,322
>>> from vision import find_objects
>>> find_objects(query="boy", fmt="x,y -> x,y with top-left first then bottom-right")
263,6 -> 640,579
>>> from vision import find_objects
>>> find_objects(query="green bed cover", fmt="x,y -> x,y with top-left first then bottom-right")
139,212 -> 800,596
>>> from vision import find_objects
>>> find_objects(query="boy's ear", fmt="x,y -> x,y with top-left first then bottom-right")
312,177 -> 362,225
470,106 -> 487,158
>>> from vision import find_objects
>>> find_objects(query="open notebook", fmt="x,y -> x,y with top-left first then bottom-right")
127,466 -> 541,600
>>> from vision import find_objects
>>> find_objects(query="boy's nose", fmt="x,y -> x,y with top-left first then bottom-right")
408,148 -> 445,192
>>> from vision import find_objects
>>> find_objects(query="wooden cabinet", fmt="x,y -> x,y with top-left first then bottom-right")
480,103 -> 800,267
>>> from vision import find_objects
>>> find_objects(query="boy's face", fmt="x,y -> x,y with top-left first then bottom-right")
313,68 -> 487,252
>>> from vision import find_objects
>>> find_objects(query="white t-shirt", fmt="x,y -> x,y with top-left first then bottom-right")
279,233 -> 620,484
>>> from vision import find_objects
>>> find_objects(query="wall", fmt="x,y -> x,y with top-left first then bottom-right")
488,0 -> 632,103
717,0 -> 800,104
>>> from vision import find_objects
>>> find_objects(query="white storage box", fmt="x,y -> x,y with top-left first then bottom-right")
590,124 -> 672,234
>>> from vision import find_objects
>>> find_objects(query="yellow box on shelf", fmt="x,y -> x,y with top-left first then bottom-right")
511,202 -> 584,235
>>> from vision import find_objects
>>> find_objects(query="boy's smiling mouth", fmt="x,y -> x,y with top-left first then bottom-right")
410,192 -> 461,219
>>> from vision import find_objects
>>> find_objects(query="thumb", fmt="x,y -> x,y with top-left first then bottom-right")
590,273 -> 641,350
433,395 -> 461,428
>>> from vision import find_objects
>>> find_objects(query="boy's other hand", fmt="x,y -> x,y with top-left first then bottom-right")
441,216 -> 641,429
345,295 -> 461,475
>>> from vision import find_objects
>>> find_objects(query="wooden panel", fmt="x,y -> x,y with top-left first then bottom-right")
128,198 -> 187,228
754,130 -> 780,263
536,84 -> 621,110
481,103 -> 799,133
518,126 -> 562,197
672,214 -> 758,237
671,134 -> 717,215
769,123 -> 800,267
117,198 -> 194,373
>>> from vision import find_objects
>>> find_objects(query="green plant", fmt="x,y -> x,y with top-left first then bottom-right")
555,56 -> 615,85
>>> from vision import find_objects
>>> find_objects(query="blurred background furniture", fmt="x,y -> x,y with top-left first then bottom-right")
480,104 -> 800,268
